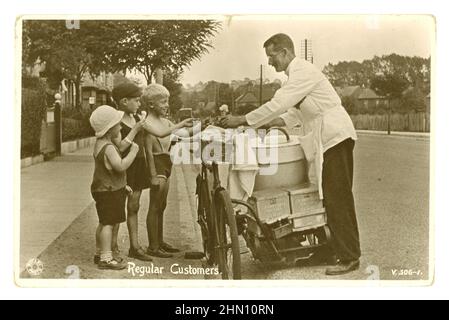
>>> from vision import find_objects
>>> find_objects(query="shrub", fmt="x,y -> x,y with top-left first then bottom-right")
21,79 -> 47,158
62,118 -> 94,142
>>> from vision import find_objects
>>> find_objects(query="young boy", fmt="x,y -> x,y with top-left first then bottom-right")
141,84 -> 184,258
110,81 -> 194,262
90,105 -> 140,270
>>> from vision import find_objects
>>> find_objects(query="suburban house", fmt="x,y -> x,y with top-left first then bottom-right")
336,85 -> 387,112
78,72 -> 114,110
234,81 -> 280,114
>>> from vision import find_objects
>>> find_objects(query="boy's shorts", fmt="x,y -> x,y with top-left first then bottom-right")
154,153 -> 173,179
92,188 -> 126,226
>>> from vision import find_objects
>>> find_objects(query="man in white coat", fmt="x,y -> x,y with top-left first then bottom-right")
220,33 -> 361,276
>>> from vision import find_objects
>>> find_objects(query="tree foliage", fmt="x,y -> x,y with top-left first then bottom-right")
323,54 -> 430,93
163,70 -> 184,116
23,20 -> 126,106
22,19 -> 221,106
370,73 -> 409,99
106,20 -> 220,84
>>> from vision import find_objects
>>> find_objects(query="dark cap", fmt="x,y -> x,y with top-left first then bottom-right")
112,82 -> 142,103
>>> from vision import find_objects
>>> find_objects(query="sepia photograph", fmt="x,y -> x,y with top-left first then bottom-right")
16,15 -> 433,285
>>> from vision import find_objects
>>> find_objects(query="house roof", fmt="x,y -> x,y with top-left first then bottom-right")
205,101 -> 216,110
235,84 -> 277,104
334,87 -> 343,95
357,88 -> 380,100
339,85 -> 360,97
235,91 -> 258,104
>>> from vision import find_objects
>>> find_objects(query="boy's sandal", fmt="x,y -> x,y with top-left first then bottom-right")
98,258 -> 127,271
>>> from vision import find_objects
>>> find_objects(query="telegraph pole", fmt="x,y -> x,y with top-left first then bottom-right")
301,39 -> 313,64
305,39 -> 308,62
259,64 -> 263,107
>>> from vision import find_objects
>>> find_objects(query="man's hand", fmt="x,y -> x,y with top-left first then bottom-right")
218,115 -> 247,128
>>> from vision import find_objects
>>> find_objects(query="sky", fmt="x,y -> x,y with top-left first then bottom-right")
180,15 -> 434,86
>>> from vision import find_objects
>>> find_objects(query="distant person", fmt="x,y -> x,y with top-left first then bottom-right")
219,104 -> 229,117
89,105 -> 139,270
220,33 -> 361,276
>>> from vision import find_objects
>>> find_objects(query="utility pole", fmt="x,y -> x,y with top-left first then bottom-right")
301,39 -> 313,64
259,64 -> 263,107
231,89 -> 235,114
304,40 -> 308,62
387,98 -> 391,135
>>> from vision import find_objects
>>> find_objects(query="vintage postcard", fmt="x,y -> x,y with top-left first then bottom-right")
15,15 -> 434,287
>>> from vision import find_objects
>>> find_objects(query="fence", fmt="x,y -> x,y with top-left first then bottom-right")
350,112 -> 430,132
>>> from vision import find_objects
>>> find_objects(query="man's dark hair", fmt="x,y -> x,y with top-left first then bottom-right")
263,33 -> 295,54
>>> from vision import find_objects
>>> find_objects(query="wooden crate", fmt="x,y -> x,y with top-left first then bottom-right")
284,183 -> 324,217
292,208 -> 327,231
248,188 -> 291,224
246,214 -> 293,239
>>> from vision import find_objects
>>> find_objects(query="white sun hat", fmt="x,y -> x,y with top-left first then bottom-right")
89,105 -> 124,138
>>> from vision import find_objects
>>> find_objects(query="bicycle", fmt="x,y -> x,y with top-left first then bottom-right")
196,160 -> 241,280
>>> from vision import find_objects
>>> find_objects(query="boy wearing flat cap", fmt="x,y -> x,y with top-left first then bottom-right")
109,81 -> 194,262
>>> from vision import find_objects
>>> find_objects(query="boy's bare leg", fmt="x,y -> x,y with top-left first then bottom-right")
99,224 -> 114,260
127,191 -> 152,261
111,224 -> 120,253
147,183 -> 173,258
147,187 -> 160,251
127,190 -> 142,251
97,224 -> 126,270
159,179 -> 179,253
158,179 -> 169,245
95,224 -> 102,254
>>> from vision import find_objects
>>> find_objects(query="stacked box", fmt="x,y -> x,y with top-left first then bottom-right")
284,183 -> 326,231
249,188 -> 291,224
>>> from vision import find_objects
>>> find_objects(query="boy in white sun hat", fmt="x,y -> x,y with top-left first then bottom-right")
89,105 -> 140,270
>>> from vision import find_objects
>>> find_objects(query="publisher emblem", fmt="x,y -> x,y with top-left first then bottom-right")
26,258 -> 44,276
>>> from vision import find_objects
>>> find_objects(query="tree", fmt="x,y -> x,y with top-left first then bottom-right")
370,73 -> 409,99
370,73 -> 409,134
163,70 -> 184,116
341,95 -> 356,115
400,87 -> 427,113
22,20 -> 221,108
23,20 -> 126,107
107,20 -> 220,84
323,54 -> 430,93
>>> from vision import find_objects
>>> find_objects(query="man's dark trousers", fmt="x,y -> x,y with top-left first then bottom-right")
322,138 -> 361,262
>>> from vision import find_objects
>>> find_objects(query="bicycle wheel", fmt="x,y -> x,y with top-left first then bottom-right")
196,174 -> 215,264
214,189 -> 242,280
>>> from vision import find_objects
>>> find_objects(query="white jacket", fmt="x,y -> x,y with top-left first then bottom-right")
245,57 -> 357,198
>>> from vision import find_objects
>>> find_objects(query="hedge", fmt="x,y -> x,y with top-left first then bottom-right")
21,83 -> 47,158
62,117 -> 94,142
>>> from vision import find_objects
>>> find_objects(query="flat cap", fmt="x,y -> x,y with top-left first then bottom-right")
112,82 -> 142,102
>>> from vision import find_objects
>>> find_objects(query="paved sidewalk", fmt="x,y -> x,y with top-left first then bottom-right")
20,145 -> 94,271
19,163 -> 208,280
